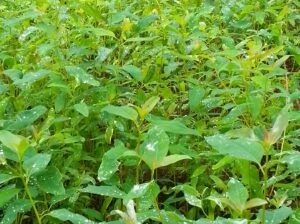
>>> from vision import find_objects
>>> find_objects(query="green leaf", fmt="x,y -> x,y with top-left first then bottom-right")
267,107 -> 289,145
10,105 -> 47,130
0,174 -> 17,185
205,135 -> 263,164
0,188 -> 20,207
22,153 -> 51,176
156,154 -> 191,168
258,206 -> 292,224
0,130 -> 30,159
189,87 -> 205,112
142,96 -> 160,117
80,27 -> 115,38
141,126 -> 169,170
98,142 -> 127,182
122,65 -> 143,81
147,116 -> 200,136
281,152 -> 300,172
227,178 -> 248,210
36,166 -> 65,195
81,185 -> 126,199
48,209 -> 96,224
14,69 -> 50,87
125,181 -> 152,204
0,199 -> 32,224
245,198 -> 267,209
289,208 -> 300,224
65,66 -> 100,86
74,102 -> 89,117
102,105 -> 138,121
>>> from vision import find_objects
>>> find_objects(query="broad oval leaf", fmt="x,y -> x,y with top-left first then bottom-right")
141,126 -> 169,170
205,135 -> 263,164
102,105 -> 138,121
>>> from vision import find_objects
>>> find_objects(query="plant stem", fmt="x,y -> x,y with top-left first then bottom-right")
19,164 -> 42,224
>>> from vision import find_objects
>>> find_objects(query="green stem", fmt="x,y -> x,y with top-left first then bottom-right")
19,163 -> 42,224
261,145 -> 270,224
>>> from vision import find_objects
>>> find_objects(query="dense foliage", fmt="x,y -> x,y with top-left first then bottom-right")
0,0 -> 299,223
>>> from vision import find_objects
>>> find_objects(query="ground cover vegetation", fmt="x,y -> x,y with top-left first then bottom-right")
0,0 -> 299,223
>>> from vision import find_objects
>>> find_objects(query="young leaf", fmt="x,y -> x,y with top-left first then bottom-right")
48,209 -> 96,224
0,130 -> 30,160
139,96 -> 160,119
140,126 -> 169,170
22,153 -> 51,176
205,135 -> 263,164
102,105 -> 138,121
36,166 -> 65,195
74,102 -> 89,117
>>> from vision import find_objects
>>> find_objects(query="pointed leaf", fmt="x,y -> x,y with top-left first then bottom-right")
245,198 -> 267,209
102,105 -> 138,121
122,65 -> 143,81
156,154 -> 191,168
147,116 -> 200,136
74,102 -> 89,117
267,107 -> 289,145
81,185 -> 126,199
